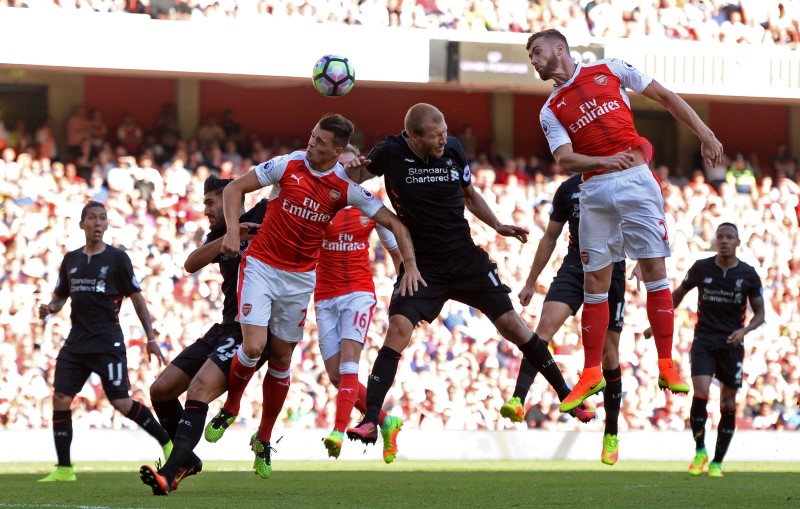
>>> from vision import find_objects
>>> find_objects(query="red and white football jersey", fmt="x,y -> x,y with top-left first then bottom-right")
540,59 -> 654,178
314,207 -> 398,301
246,151 -> 384,272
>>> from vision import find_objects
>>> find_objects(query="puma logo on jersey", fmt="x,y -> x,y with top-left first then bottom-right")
657,309 -> 674,314
290,174 -> 303,185
341,388 -> 355,393
277,379 -> 290,387
582,326 -> 591,333
557,98 -> 567,109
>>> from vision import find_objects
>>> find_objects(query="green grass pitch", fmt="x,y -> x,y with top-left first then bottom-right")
2,461 -> 798,509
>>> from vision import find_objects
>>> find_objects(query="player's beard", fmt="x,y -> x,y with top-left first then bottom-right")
537,53 -> 559,81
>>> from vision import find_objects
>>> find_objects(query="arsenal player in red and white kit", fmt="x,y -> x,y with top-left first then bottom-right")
527,29 -> 723,413
317,147 -> 404,461
209,114 -> 424,479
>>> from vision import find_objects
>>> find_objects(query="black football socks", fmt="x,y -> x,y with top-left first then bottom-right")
364,346 -> 402,424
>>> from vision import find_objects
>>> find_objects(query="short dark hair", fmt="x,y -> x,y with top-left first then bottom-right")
526,28 -> 570,51
404,103 -> 445,136
204,175 -> 234,195
80,201 -> 106,221
718,222 -> 739,235
318,114 -> 353,149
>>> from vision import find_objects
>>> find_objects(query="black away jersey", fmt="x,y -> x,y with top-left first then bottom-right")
367,132 -> 473,259
205,199 -> 268,323
54,245 -> 141,353
549,174 -> 582,267
679,256 -> 763,340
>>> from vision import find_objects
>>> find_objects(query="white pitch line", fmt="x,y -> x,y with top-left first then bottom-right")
0,504 -> 158,509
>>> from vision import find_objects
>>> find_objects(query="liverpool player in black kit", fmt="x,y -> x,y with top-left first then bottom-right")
38,201 -> 171,482
507,173 -> 626,464
668,223 -> 764,478
344,103 -> 584,450
140,176 -> 268,495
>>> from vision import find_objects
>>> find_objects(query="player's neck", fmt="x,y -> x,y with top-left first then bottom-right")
715,255 -> 738,269
407,142 -> 430,163
553,61 -> 578,87
308,158 -> 337,174
83,241 -> 106,256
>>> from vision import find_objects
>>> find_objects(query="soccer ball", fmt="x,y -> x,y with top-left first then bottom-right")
312,55 -> 355,97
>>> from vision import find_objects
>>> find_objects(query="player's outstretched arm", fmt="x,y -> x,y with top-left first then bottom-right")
129,291 -> 165,366
641,80 -> 723,168
372,206 -> 426,296
184,222 -> 261,273
519,219 -> 565,306
463,182 -> 528,243
221,169 -> 261,257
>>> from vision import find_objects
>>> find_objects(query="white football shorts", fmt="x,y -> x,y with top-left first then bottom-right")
578,164 -> 671,272
315,291 -> 376,360
237,254 -> 315,343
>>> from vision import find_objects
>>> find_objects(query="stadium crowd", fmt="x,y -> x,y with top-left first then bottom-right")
1,103 -> 799,441
3,0 -> 799,47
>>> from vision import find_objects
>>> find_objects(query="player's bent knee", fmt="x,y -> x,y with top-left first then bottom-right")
187,376 -> 225,403
52,392 -> 73,409
149,378 -> 168,402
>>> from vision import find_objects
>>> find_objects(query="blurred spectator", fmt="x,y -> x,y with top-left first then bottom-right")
9,119 -> 32,153
88,108 -> 108,151
0,109 -> 9,151
116,112 -> 143,156
726,153 -> 757,195
772,141 -> 796,180
457,123 -> 478,163
65,105 -> 90,160
196,113 -> 226,156
34,116 -> 58,162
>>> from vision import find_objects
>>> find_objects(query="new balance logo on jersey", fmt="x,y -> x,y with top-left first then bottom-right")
404,158 -> 415,163
704,277 -> 713,284
69,267 -> 78,274
290,174 -> 303,185
179,418 -> 193,427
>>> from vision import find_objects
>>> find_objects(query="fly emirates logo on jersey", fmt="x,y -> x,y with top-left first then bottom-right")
281,196 -> 333,223
322,232 -> 367,252
567,97 -> 622,134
